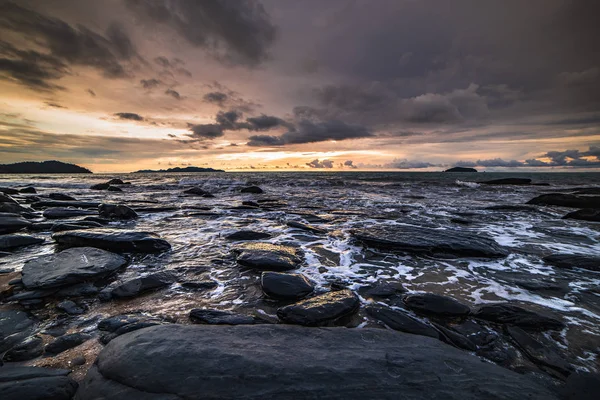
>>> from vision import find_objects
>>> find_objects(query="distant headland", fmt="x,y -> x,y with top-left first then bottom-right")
133,166 -> 225,173
444,167 -> 478,173
0,161 -> 92,174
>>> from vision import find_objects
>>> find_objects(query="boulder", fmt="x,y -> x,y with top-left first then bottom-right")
506,325 -> 571,376
189,309 -> 259,325
234,243 -> 302,271
0,234 -> 44,250
225,230 -> 271,240
432,323 -> 478,351
0,202 -> 31,214
403,293 -> 471,317
0,187 -> 19,195
106,179 -> 125,185
42,208 -> 96,219
445,167 -> 477,172
0,366 -> 77,400
48,193 -> 77,201
277,289 -> 359,326
53,229 -> 171,253
0,216 -> 31,234
261,271 -> 314,300
527,193 -> 600,209
183,187 -> 213,197
352,225 -> 508,258
107,186 -> 122,192
366,306 -> 440,339
98,204 -> 138,220
110,272 -> 175,298
479,178 -> 532,185
473,303 -> 565,330
45,332 -> 91,354
19,187 -> 36,193
51,222 -> 103,232
543,254 -> 599,272
57,300 -> 85,315
22,247 -> 127,290
563,208 -> 600,222
240,186 -> 263,194
90,183 -> 110,190
358,281 -> 406,298
74,324 -> 559,400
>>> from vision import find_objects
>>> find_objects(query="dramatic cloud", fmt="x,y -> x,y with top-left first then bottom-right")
165,88 -> 181,99
187,123 -> 224,139
203,91 -> 228,106
245,115 -> 292,131
306,159 -> 333,168
247,120 -> 372,146
115,112 -> 144,121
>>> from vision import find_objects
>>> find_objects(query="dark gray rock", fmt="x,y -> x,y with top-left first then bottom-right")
110,272 -> 175,298
366,306 -> 440,339
352,225 -> 508,258
51,222 -> 103,232
98,204 -> 138,220
240,185 -> 263,194
277,289 -> 359,326
6,289 -> 57,301
0,234 -> 44,250
506,325 -> 571,376
225,230 -> 271,241
53,229 -> 171,253
563,208 -> 600,222
31,200 -> 100,209
235,243 -> 302,271
286,220 -> 325,234
0,216 -> 31,234
527,193 -> 600,209
4,335 -> 44,361
90,183 -> 110,190
183,187 -> 213,197
543,253 -> 599,272
42,208 -> 96,219
48,193 -> 77,201
473,303 -> 565,330
403,293 -> 471,317
0,202 -> 31,214
486,205 -> 540,212
189,309 -> 258,325
71,356 -> 86,366
57,300 -> 85,315
19,187 -> 36,193
82,216 -> 111,225
0,193 -> 18,204
22,247 -> 127,290
45,333 -> 91,354
0,310 -> 37,354
358,281 -> 406,298
0,187 -> 19,195
560,372 -> 600,400
479,178 -> 532,185
242,200 -> 260,207
107,186 -> 122,192
261,271 -> 314,300
106,179 -> 125,185
74,324 -> 558,400
432,323 -> 478,351
0,366 -> 77,400
180,280 -> 218,290
56,282 -> 100,297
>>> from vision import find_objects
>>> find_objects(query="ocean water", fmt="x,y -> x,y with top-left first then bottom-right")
1,171 -> 599,374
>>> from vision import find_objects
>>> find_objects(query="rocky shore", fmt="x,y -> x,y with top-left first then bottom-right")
0,174 -> 599,399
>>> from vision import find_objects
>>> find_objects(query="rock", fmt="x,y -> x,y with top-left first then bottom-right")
543,254 -> 599,272
0,216 -> 31,234
573,187 -> 600,195
4,335 -> 44,361
51,222 -> 103,232
527,193 -> 600,209
45,333 -> 91,354
57,300 -> 85,315
74,324 -> 558,400
71,356 -> 86,366
189,309 -> 259,325
0,193 -> 18,204
56,283 -> 100,297
286,220 -> 325,234
479,178 -> 532,185
403,293 -> 471,317
107,179 -> 125,185
560,372 -> 600,400
0,234 -> 44,250
180,280 -> 218,290
366,306 -> 440,339
563,208 -> 600,222
506,325 -> 571,376
486,205 -> 540,212
107,186 -> 122,192
352,225 -> 508,258
0,202 -> 31,214
358,281 -> 406,298
445,167 -> 477,172
0,366 -> 77,400
110,272 -> 175,298
98,204 -> 138,220
277,289 -> 359,326
48,193 -> 77,201
240,185 -> 263,194
90,183 -> 110,190
0,310 -> 36,354
432,323 -> 478,351
98,314 -> 166,336
31,200 -> 100,209
83,216 -> 111,225
42,208 -> 96,219
22,247 -> 127,290
183,187 -> 213,197
19,187 -> 36,193
6,289 -> 56,301
261,271 -> 314,300
53,229 -> 171,253
234,243 -> 302,271
225,230 -> 271,240
242,200 -> 260,207
473,303 -> 565,330
0,187 -> 19,195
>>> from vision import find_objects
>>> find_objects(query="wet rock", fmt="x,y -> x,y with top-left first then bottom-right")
53,229 -> 171,253
473,303 -> 565,330
486,205 -> 540,212
183,187 -> 213,197
403,293 -> 471,317
45,333 -> 91,354
51,222 -> 103,232
82,216 -> 111,225
0,234 -> 44,250
57,300 -> 85,315
445,167 -> 477,172
31,200 -> 100,209
0,193 -> 19,204
563,208 -> 600,222
242,200 -> 260,207
450,218 -> 471,225
0,202 -> 31,214
56,283 -> 100,297
22,247 -> 127,290
48,193 -> 77,201
110,272 -> 175,299
107,186 -> 122,192
240,185 -> 263,194
543,253 -> 599,272
189,309 -> 259,325
74,324 -> 558,400
277,289 -> 359,326
358,281 -> 406,298
0,187 -> 19,195
98,314 -> 165,335
527,193 -> 600,209
506,325 -> 571,376
71,356 -> 86,366
42,208 -> 96,219
479,178 -> 532,185
0,216 -> 31,234
432,323 -> 478,351
352,225 -> 508,258
106,179 -> 125,185
98,204 -> 138,220
6,289 -> 56,301
180,280 -> 218,290
0,310 -> 37,355
90,183 -> 110,190
366,306 -> 440,339
19,187 -> 36,194
286,220 -> 325,234
560,372 -> 600,400
0,366 -> 77,400
4,335 -> 44,361
261,271 -> 314,300
225,230 -> 271,241
234,243 -> 302,271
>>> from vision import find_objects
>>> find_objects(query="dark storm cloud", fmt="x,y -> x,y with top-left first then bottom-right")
114,112 -> 144,121
203,91 -> 228,106
125,0 -> 277,67
215,110 -> 243,129
247,120 -> 372,146
306,159 -> 333,168
246,115 -> 293,131
451,147 -> 600,168
165,88 -> 181,99
140,78 -> 161,89
187,123 -> 224,139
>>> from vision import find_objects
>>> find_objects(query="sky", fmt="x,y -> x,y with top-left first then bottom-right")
0,0 -> 599,172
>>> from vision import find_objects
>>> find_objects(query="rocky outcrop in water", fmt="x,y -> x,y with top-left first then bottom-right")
366,305 -> 440,338
480,178 -> 532,185
225,230 -> 271,240
42,208 -> 96,219
109,272 -> 175,298
563,208 -> 600,222
543,254 -> 600,272
98,204 -> 138,220
0,215 -> 31,234
474,303 -> 565,330
0,234 -> 44,250
53,229 -> 171,253
445,167 -> 477,172
527,193 -> 600,209
506,325 -> 571,376
240,185 -> 263,194
234,243 -> 302,271
0,366 -> 78,400
261,271 -> 314,300
277,289 -> 359,326
403,293 -> 471,317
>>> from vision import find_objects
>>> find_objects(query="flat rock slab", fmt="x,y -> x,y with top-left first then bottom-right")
277,289 -> 359,326
189,309 -> 259,325
42,208 -> 97,219
225,230 -> 271,240
261,271 -> 314,300
53,229 -> 171,253
31,200 -> 100,210
0,310 -> 37,353
563,208 -> 600,222
110,272 -> 175,298
0,234 -> 44,250
352,225 -> 508,258
403,293 -> 471,317
527,193 -> 600,209
474,303 -> 565,331
506,326 -> 571,376
0,216 -> 31,234
543,254 -> 600,272
366,306 -> 440,339
479,178 -> 532,185
0,366 -> 77,400
74,324 -> 558,400
22,247 -> 128,290
235,243 -> 302,271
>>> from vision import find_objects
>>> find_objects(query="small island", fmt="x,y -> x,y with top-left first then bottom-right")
133,166 -> 225,173
0,160 -> 92,174
444,167 -> 478,173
